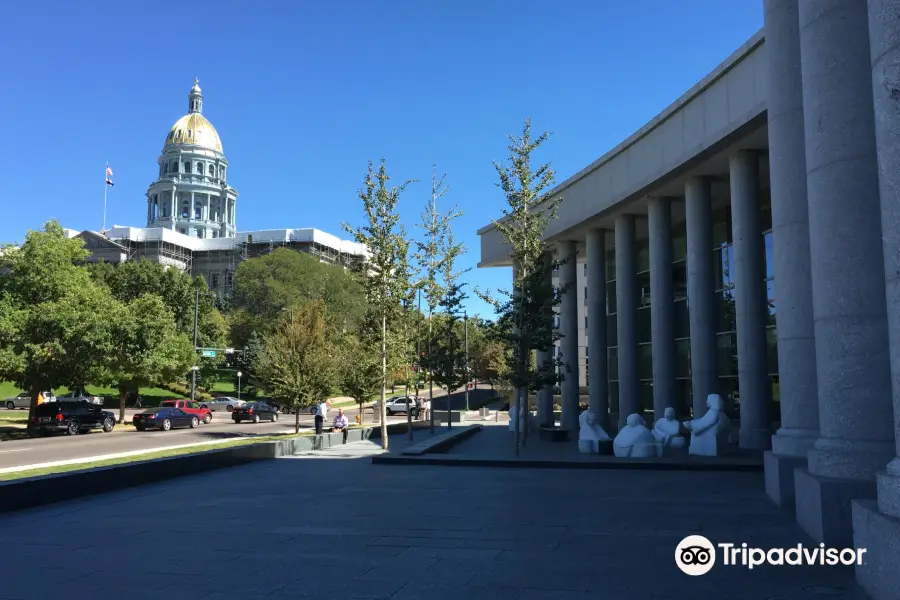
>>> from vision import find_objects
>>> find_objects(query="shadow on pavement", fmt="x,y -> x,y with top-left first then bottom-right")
0,433 -> 871,600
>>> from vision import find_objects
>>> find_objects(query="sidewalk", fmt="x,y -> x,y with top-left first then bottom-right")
0,432 -> 868,599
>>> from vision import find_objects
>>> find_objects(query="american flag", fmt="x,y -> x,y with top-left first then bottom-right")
106,164 -> 114,187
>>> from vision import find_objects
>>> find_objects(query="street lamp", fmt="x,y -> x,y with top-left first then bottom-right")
190,365 -> 200,401
237,371 -> 243,401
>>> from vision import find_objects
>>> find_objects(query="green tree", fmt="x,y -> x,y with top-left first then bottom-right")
413,166 -> 461,431
104,295 -> 195,423
477,119 -> 566,448
0,222 -> 118,417
255,301 -> 339,434
89,259 -> 228,382
230,248 -> 366,347
339,334 -> 382,423
343,159 -> 415,449
429,226 -> 469,411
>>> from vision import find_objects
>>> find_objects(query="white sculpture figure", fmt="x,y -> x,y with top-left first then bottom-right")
578,409 -> 611,453
682,394 -> 732,456
508,402 -> 536,432
652,407 -> 687,455
613,413 -> 659,458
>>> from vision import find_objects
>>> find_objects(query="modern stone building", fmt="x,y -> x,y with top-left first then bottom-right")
476,1 -> 900,597
77,80 -> 366,292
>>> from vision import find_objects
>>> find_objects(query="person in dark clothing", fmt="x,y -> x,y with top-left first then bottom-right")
314,400 -> 327,434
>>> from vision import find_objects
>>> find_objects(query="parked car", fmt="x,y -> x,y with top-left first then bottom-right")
160,399 -> 212,424
199,396 -> 245,413
27,400 -> 116,436
5,391 -> 55,409
133,407 -> 200,431
232,402 -> 279,424
58,389 -> 104,406
383,396 -> 420,417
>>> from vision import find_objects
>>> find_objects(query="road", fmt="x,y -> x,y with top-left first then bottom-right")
0,386 -> 499,471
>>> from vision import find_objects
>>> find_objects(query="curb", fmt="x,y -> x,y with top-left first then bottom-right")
371,454 -> 764,471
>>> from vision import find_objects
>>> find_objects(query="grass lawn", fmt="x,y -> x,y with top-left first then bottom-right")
0,412 -> 28,423
0,431 -> 315,482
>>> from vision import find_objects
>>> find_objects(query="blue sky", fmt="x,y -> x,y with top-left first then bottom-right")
0,0 -> 762,317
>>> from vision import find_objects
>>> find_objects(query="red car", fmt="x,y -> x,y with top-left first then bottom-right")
159,399 -> 212,424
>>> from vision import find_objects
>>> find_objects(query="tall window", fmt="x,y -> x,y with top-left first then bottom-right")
183,161 -> 191,173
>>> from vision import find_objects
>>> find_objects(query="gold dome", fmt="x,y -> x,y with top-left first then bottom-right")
164,113 -> 223,152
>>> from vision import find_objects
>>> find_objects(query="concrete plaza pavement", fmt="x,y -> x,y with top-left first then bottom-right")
0,431 -> 870,599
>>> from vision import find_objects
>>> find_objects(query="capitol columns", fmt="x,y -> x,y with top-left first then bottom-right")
794,0 -> 894,547
852,1 -> 900,597
762,0 -> 820,510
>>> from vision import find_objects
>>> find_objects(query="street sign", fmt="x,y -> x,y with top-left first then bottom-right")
201,350 -> 216,358
225,348 -> 235,354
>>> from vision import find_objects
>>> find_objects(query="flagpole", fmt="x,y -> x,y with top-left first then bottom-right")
102,162 -> 108,233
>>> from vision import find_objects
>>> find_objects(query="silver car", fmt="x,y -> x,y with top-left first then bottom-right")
383,396 -> 420,416
58,390 -> 104,406
199,396 -> 246,413
4,391 -> 56,409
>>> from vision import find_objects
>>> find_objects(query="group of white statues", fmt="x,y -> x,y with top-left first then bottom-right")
578,393 -> 732,458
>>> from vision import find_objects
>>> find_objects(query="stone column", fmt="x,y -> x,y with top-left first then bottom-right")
536,256 -> 555,427
729,151 -> 771,450
586,228 -> 610,431
170,188 -> 177,230
558,240 -> 580,431
685,177 -> 716,419
853,1 -> 900,597
615,215 -> 638,429
794,0 -> 895,547
763,0 -> 821,511
648,198 -> 675,423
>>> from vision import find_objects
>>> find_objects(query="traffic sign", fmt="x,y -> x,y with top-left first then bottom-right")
201,350 -> 216,358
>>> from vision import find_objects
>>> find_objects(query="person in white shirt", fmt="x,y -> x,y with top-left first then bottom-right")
314,401 -> 328,434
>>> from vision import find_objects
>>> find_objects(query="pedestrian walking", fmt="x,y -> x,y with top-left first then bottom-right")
314,400 -> 328,434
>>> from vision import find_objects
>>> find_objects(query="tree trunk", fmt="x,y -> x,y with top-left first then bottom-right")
295,408 -> 300,434
380,313 -> 389,449
28,384 -> 40,422
358,400 -> 364,424
118,387 -> 127,424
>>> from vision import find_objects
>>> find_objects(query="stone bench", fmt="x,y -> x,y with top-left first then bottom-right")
400,425 -> 482,455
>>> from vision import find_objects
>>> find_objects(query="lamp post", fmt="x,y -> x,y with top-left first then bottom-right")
464,312 -> 469,412
190,365 -> 199,401
237,371 -> 243,401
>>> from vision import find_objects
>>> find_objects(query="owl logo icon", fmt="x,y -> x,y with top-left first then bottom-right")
675,535 -> 716,575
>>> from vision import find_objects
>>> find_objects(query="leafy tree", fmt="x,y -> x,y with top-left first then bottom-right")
104,295 -> 194,423
255,301 -> 339,434
477,119 -> 566,447
339,334 -> 382,423
230,248 -> 366,347
233,330 -> 265,397
429,226 -> 469,413
0,222 -> 118,416
89,259 -> 227,387
413,166 -> 460,431
342,160 -> 415,449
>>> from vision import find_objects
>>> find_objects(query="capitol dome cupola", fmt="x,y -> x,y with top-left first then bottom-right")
188,78 -> 203,114
145,79 -> 239,239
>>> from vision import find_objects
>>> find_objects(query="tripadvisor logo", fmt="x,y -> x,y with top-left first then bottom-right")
675,536 -> 867,575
